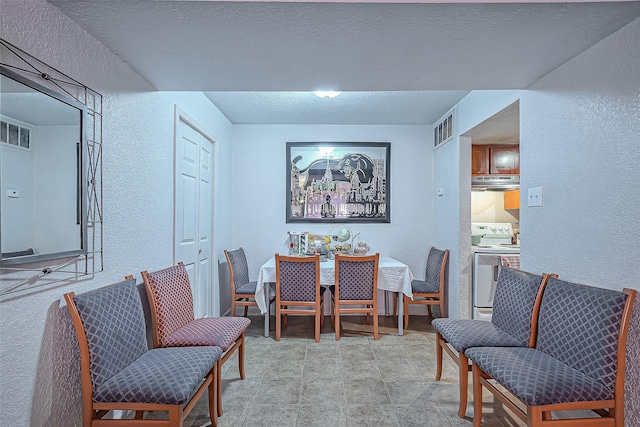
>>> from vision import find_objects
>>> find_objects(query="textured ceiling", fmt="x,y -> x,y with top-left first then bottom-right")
47,0 -> 640,126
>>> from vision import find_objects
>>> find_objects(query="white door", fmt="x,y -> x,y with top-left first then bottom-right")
175,115 -> 214,318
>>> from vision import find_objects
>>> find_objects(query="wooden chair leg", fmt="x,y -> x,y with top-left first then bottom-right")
276,307 -> 282,342
217,359 -> 223,417
373,310 -> 379,340
135,411 -> 144,419
315,311 -> 321,343
439,300 -> 445,318
428,304 -> 433,317
330,297 -> 335,326
231,299 -> 236,317
168,405 -> 182,427
335,310 -> 341,341
528,406 -> 543,427
243,302 -> 248,317
404,296 -> 410,329
458,353 -> 469,418
435,331 -> 443,381
542,411 -> 552,421
209,365 -> 218,427
238,333 -> 246,380
472,364 -> 483,427
366,310 -> 371,325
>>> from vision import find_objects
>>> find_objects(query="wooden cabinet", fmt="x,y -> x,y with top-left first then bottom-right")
471,145 -> 490,175
472,144 -> 519,175
504,189 -> 520,210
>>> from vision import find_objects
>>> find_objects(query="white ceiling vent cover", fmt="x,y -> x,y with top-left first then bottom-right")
433,108 -> 455,149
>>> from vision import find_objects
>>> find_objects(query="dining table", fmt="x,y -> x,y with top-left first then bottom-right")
255,255 -> 415,337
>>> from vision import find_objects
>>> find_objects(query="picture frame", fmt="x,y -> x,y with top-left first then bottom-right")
286,141 -> 390,223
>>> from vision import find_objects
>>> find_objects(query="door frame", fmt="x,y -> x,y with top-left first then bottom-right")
173,105 -> 219,317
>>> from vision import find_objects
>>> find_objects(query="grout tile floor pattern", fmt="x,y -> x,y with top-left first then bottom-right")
148,315 -> 527,427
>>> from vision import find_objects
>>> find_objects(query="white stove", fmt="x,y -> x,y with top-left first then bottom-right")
471,222 -> 520,320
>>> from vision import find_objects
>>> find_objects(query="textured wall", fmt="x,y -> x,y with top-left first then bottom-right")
519,17 -> 640,426
0,1 -> 233,426
230,124 -> 433,296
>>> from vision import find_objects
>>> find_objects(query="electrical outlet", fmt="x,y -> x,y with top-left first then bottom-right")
527,187 -> 543,207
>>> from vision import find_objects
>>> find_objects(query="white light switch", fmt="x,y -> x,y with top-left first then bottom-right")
527,187 -> 543,207
6,189 -> 20,198
437,187 -> 444,197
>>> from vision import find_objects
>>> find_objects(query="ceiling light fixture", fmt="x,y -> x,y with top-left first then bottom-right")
313,91 -> 341,99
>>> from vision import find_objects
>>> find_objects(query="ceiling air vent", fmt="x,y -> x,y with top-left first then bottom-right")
433,109 -> 454,149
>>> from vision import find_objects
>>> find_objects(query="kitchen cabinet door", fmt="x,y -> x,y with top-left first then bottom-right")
490,145 -> 520,174
504,189 -> 520,210
472,145 -> 490,175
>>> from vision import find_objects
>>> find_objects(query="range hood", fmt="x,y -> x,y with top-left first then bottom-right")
472,175 -> 519,191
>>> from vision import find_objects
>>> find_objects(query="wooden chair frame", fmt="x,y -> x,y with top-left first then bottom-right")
435,272 -> 553,418
224,247 -> 259,317
395,247 -> 449,328
330,253 -> 380,341
136,264 -> 245,418
64,291 -> 218,427
275,254 -> 324,343
471,287 -> 637,427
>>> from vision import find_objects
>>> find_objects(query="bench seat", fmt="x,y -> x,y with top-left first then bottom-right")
465,346 -> 612,406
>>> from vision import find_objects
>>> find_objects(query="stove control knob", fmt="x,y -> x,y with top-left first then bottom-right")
490,225 -> 496,231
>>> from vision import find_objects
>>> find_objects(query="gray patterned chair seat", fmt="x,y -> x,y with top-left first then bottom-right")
236,281 -> 257,294
94,346 -> 222,405
411,279 -> 439,294
465,346 -> 613,406
431,318 -> 523,352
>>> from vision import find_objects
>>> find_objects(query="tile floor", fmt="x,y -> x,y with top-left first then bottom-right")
153,315 -> 527,427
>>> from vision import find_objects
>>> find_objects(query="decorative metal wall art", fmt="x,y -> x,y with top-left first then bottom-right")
286,142 -> 390,223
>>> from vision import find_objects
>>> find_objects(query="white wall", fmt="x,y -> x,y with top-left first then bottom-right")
0,144 -> 34,252
230,125 -> 433,306
33,125 -> 80,254
519,17 -> 640,426
0,1 -> 233,426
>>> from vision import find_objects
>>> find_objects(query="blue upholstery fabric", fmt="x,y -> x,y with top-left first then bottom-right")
336,258 -> 376,300
236,281 -> 257,295
94,346 -> 222,405
536,278 -> 628,392
411,279 -> 438,294
277,259 -> 319,302
432,319 -> 522,352
465,347 -> 613,405
73,279 -> 149,394
491,268 -> 545,345
424,248 -> 446,289
227,248 -> 251,292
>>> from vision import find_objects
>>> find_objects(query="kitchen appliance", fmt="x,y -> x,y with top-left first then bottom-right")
471,222 -> 520,320
471,175 -> 519,191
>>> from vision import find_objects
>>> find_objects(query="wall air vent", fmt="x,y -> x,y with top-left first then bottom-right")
433,108 -> 454,149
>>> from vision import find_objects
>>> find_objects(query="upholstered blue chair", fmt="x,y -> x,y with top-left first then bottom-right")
394,247 -> 449,327
274,253 -> 325,343
139,262 -> 250,417
466,278 -> 636,427
330,253 -> 380,340
225,247 -> 273,317
431,268 -> 551,418
64,279 -> 222,427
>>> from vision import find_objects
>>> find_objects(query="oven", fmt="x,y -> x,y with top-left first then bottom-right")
471,223 -> 520,320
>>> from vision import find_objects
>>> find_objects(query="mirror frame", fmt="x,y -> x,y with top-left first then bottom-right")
0,38 -> 103,297
0,65 -> 88,266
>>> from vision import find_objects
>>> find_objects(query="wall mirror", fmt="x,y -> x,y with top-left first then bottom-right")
0,67 -> 87,266
0,38 -> 103,297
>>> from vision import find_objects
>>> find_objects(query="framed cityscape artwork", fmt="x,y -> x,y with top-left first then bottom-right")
286,141 -> 390,223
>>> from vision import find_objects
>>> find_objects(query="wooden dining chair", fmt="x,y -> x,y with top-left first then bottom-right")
138,262 -> 250,417
224,247 -> 263,317
331,253 -> 380,340
394,246 -> 449,328
274,253 -> 325,343
64,278 -> 221,427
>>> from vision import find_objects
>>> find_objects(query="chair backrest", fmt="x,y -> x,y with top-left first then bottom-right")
142,262 -> 195,347
535,278 -> 636,393
275,254 -> 320,302
491,268 -> 548,347
65,279 -> 148,396
424,247 -> 448,289
225,247 -> 251,293
335,253 -> 379,302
